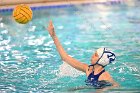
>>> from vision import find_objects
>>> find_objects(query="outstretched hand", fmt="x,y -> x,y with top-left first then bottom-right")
46,20 -> 87,73
47,20 -> 55,37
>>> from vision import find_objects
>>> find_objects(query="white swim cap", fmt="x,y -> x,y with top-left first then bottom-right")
96,48 -> 116,67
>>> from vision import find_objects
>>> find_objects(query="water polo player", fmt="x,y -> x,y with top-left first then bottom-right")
46,20 -> 119,88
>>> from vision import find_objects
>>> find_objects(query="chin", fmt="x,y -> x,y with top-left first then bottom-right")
91,61 -> 95,65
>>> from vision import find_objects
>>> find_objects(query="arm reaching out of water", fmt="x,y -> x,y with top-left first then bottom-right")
47,20 -> 119,88
47,20 -> 88,72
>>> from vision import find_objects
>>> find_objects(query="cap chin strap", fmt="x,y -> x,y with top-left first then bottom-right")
88,48 -> 105,71
94,48 -> 106,67
88,63 -> 105,71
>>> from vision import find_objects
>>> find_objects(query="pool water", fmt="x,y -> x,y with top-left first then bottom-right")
0,3 -> 140,93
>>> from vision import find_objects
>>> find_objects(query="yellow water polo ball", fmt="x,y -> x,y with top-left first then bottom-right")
13,4 -> 33,24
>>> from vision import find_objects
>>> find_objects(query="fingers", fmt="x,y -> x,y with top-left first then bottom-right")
47,20 -> 54,32
49,20 -> 53,27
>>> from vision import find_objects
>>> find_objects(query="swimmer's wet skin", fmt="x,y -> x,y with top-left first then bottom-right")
47,20 -> 119,89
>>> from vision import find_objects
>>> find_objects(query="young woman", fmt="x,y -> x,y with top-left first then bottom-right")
47,20 -> 118,88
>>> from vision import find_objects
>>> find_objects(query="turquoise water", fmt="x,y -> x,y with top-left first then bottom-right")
0,3 -> 140,93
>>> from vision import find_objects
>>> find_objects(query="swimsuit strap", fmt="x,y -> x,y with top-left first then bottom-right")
87,66 -> 105,81
92,69 -> 105,81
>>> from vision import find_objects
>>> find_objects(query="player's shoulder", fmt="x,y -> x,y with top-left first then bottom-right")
99,70 -> 112,81
102,71 -> 112,77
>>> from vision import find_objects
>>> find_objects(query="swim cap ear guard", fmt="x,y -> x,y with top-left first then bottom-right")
89,48 -> 116,68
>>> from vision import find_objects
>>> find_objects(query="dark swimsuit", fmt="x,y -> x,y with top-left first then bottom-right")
87,69 -> 105,82
85,67 -> 112,88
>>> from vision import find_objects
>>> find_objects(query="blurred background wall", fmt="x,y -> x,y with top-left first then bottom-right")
0,0 -> 108,6
0,0 -> 138,6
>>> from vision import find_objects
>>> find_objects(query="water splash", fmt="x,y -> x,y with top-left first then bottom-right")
57,62 -> 84,78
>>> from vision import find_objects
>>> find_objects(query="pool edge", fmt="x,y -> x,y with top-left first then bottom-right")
0,1 -> 108,11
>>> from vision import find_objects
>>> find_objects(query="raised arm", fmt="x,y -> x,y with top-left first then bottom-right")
47,21 -> 88,72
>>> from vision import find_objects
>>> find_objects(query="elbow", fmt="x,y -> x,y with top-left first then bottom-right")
61,55 -> 69,62
62,57 -> 66,62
